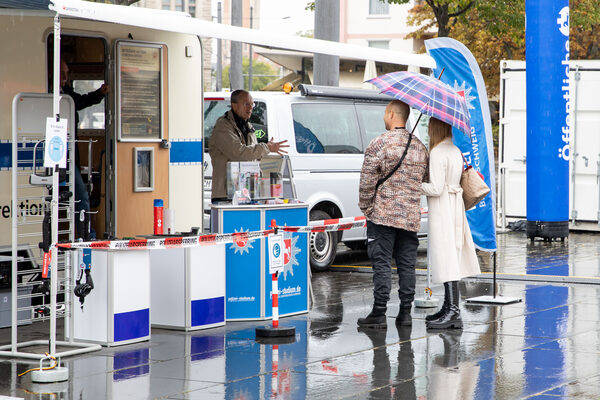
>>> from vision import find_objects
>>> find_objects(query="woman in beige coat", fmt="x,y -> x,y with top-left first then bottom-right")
421,117 -> 480,329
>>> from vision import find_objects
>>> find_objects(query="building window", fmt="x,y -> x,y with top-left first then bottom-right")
368,40 -> 390,49
369,0 -> 389,15
175,0 -> 183,11
162,0 -> 170,10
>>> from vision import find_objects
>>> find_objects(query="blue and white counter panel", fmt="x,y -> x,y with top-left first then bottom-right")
211,203 -> 309,321
68,250 -> 151,347
150,245 -> 225,331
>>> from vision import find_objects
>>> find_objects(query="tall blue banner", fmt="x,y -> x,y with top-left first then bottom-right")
425,38 -> 497,251
525,1 -> 570,226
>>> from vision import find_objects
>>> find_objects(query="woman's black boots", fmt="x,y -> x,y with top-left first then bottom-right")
425,283 -> 450,322
426,281 -> 463,329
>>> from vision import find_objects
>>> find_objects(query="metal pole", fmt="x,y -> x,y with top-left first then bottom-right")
50,14 -> 61,356
570,66 -> 581,225
216,2 -> 222,91
10,77 -> 18,355
314,0 -> 340,86
248,6 -> 253,91
230,0 -> 243,90
493,252 -> 497,298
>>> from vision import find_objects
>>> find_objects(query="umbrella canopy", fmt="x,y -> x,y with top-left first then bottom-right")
367,71 -> 471,135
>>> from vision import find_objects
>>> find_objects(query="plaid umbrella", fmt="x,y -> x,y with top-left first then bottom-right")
367,71 -> 471,135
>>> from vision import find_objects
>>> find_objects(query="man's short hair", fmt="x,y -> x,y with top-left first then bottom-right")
231,89 -> 250,104
388,100 -> 410,121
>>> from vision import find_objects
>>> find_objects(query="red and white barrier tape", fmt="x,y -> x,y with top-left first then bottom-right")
284,218 -> 367,233
309,216 -> 366,226
56,229 -> 274,250
55,216 -> 370,251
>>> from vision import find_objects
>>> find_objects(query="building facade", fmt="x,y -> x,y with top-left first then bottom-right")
135,0 -> 213,90
340,0 -> 428,54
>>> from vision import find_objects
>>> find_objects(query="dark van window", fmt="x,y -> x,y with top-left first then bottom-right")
203,99 -> 268,151
292,103 -> 362,154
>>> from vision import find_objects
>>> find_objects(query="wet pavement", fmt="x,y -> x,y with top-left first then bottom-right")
1,231 -> 600,399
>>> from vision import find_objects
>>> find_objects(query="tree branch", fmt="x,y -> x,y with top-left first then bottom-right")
448,0 -> 475,18
424,0 -> 437,12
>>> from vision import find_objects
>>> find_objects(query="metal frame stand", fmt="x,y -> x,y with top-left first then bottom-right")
1,14 -> 100,379
466,252 -> 522,305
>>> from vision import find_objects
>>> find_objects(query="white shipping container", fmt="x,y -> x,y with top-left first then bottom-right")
498,60 -> 600,231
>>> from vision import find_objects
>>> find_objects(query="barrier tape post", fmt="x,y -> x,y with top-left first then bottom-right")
255,219 -> 295,340
272,271 -> 279,329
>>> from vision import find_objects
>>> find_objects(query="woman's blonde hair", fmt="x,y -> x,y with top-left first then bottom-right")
428,117 -> 453,150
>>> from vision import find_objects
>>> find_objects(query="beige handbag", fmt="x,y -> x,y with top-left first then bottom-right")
460,155 -> 490,210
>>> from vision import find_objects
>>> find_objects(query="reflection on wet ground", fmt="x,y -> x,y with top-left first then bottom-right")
335,231 -> 600,282
1,232 -> 600,399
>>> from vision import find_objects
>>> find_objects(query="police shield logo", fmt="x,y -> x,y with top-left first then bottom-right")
284,238 -> 292,265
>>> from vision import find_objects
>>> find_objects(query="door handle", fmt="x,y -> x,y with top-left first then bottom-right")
582,156 -> 589,167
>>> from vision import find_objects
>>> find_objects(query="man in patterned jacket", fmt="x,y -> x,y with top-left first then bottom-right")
358,100 -> 429,329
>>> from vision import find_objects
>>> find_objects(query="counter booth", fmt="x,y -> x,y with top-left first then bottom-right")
69,242 -> 226,346
211,156 -> 310,321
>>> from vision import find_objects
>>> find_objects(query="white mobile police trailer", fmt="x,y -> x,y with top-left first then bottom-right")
2,0 -> 436,250
0,0 -> 436,349
498,59 -> 600,231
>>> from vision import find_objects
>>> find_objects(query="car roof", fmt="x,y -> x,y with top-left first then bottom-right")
204,91 -> 299,100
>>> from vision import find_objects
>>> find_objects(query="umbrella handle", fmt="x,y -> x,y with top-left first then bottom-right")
410,67 -> 446,135
437,67 -> 446,80
410,114 -> 422,134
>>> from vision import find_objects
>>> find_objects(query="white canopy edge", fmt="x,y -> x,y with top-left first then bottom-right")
50,0 -> 436,69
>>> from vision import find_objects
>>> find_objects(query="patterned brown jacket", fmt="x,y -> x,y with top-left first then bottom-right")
359,128 -> 429,232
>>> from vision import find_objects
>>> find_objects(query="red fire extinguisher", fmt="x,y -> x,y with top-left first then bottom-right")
154,199 -> 164,235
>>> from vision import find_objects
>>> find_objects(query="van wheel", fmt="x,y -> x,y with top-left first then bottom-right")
309,210 -> 338,273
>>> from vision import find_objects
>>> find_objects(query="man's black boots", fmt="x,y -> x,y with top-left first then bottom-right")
395,305 -> 412,326
426,281 -> 463,329
358,304 -> 387,328
425,282 -> 450,322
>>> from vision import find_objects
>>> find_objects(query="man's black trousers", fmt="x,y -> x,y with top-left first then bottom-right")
367,221 -> 419,308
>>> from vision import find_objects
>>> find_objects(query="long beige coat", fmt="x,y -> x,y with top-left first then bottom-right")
421,138 -> 480,284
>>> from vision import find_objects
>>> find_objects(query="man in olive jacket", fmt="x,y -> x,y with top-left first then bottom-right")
208,89 -> 288,201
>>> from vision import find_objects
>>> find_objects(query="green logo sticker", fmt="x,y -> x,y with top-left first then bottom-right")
254,129 -> 266,139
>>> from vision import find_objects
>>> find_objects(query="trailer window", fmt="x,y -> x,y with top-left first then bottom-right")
47,34 -> 107,134
116,42 -> 164,141
203,99 -> 268,151
292,103 -> 361,154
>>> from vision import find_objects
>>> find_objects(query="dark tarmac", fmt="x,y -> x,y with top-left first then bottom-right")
2,231 -> 600,399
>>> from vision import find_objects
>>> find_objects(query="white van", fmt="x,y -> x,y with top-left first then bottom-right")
203,85 -> 429,271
